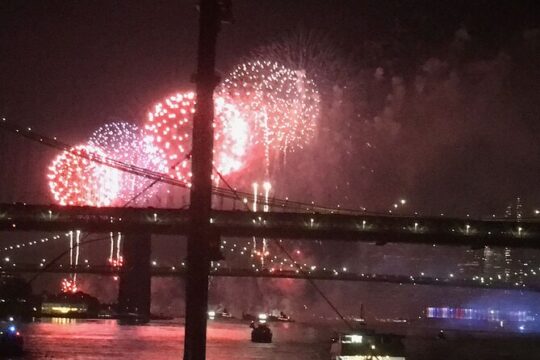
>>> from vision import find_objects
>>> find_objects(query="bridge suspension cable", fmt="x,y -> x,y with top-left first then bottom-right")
0,117 -> 385,215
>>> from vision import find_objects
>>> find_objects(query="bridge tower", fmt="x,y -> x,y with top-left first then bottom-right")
117,232 -> 152,322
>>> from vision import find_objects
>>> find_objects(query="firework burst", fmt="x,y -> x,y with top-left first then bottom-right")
89,121 -> 167,204
61,278 -> 78,293
218,60 -> 320,267
250,29 -> 360,98
47,144 -> 120,206
144,91 -> 250,184
218,60 -> 320,156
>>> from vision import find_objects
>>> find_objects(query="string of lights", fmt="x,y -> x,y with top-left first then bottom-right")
1,222 -> 538,294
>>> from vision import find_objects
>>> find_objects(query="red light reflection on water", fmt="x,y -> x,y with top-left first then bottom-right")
21,319 -> 323,359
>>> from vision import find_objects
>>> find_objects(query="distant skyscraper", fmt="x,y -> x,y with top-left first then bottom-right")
505,197 -> 523,220
503,197 -> 526,284
463,198 -> 529,284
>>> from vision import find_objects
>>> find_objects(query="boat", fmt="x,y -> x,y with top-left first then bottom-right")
269,311 -> 294,322
208,308 -> 234,320
0,321 -> 23,356
218,309 -> 233,318
250,322 -> 272,343
41,291 -> 100,318
117,312 -> 150,325
242,312 -> 257,321
253,311 -> 294,323
330,330 -> 406,360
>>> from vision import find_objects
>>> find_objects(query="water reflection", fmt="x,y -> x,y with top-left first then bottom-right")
17,318 -> 540,359
20,319 -> 328,360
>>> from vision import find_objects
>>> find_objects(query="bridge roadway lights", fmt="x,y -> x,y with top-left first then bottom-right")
2,204 -> 540,248
117,232 -> 151,323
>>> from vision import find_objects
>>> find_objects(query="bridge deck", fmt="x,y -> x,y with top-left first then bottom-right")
1,204 -> 539,248
1,264 -> 536,292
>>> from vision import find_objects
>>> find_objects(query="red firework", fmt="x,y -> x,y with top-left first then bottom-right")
47,144 -> 120,206
218,60 -> 320,155
144,91 -> 250,184
61,278 -> 78,293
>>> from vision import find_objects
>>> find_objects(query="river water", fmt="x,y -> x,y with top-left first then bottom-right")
16,318 -> 540,359
19,318 -> 330,360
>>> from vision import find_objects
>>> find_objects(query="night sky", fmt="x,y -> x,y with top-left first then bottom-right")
1,0 -> 539,214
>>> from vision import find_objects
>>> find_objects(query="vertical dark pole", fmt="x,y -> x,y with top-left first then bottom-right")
118,232 -> 151,323
184,1 -> 220,359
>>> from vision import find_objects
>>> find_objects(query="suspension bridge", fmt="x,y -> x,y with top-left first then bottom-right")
1,118 -> 540,323
0,263 -> 537,292
1,203 -> 539,247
